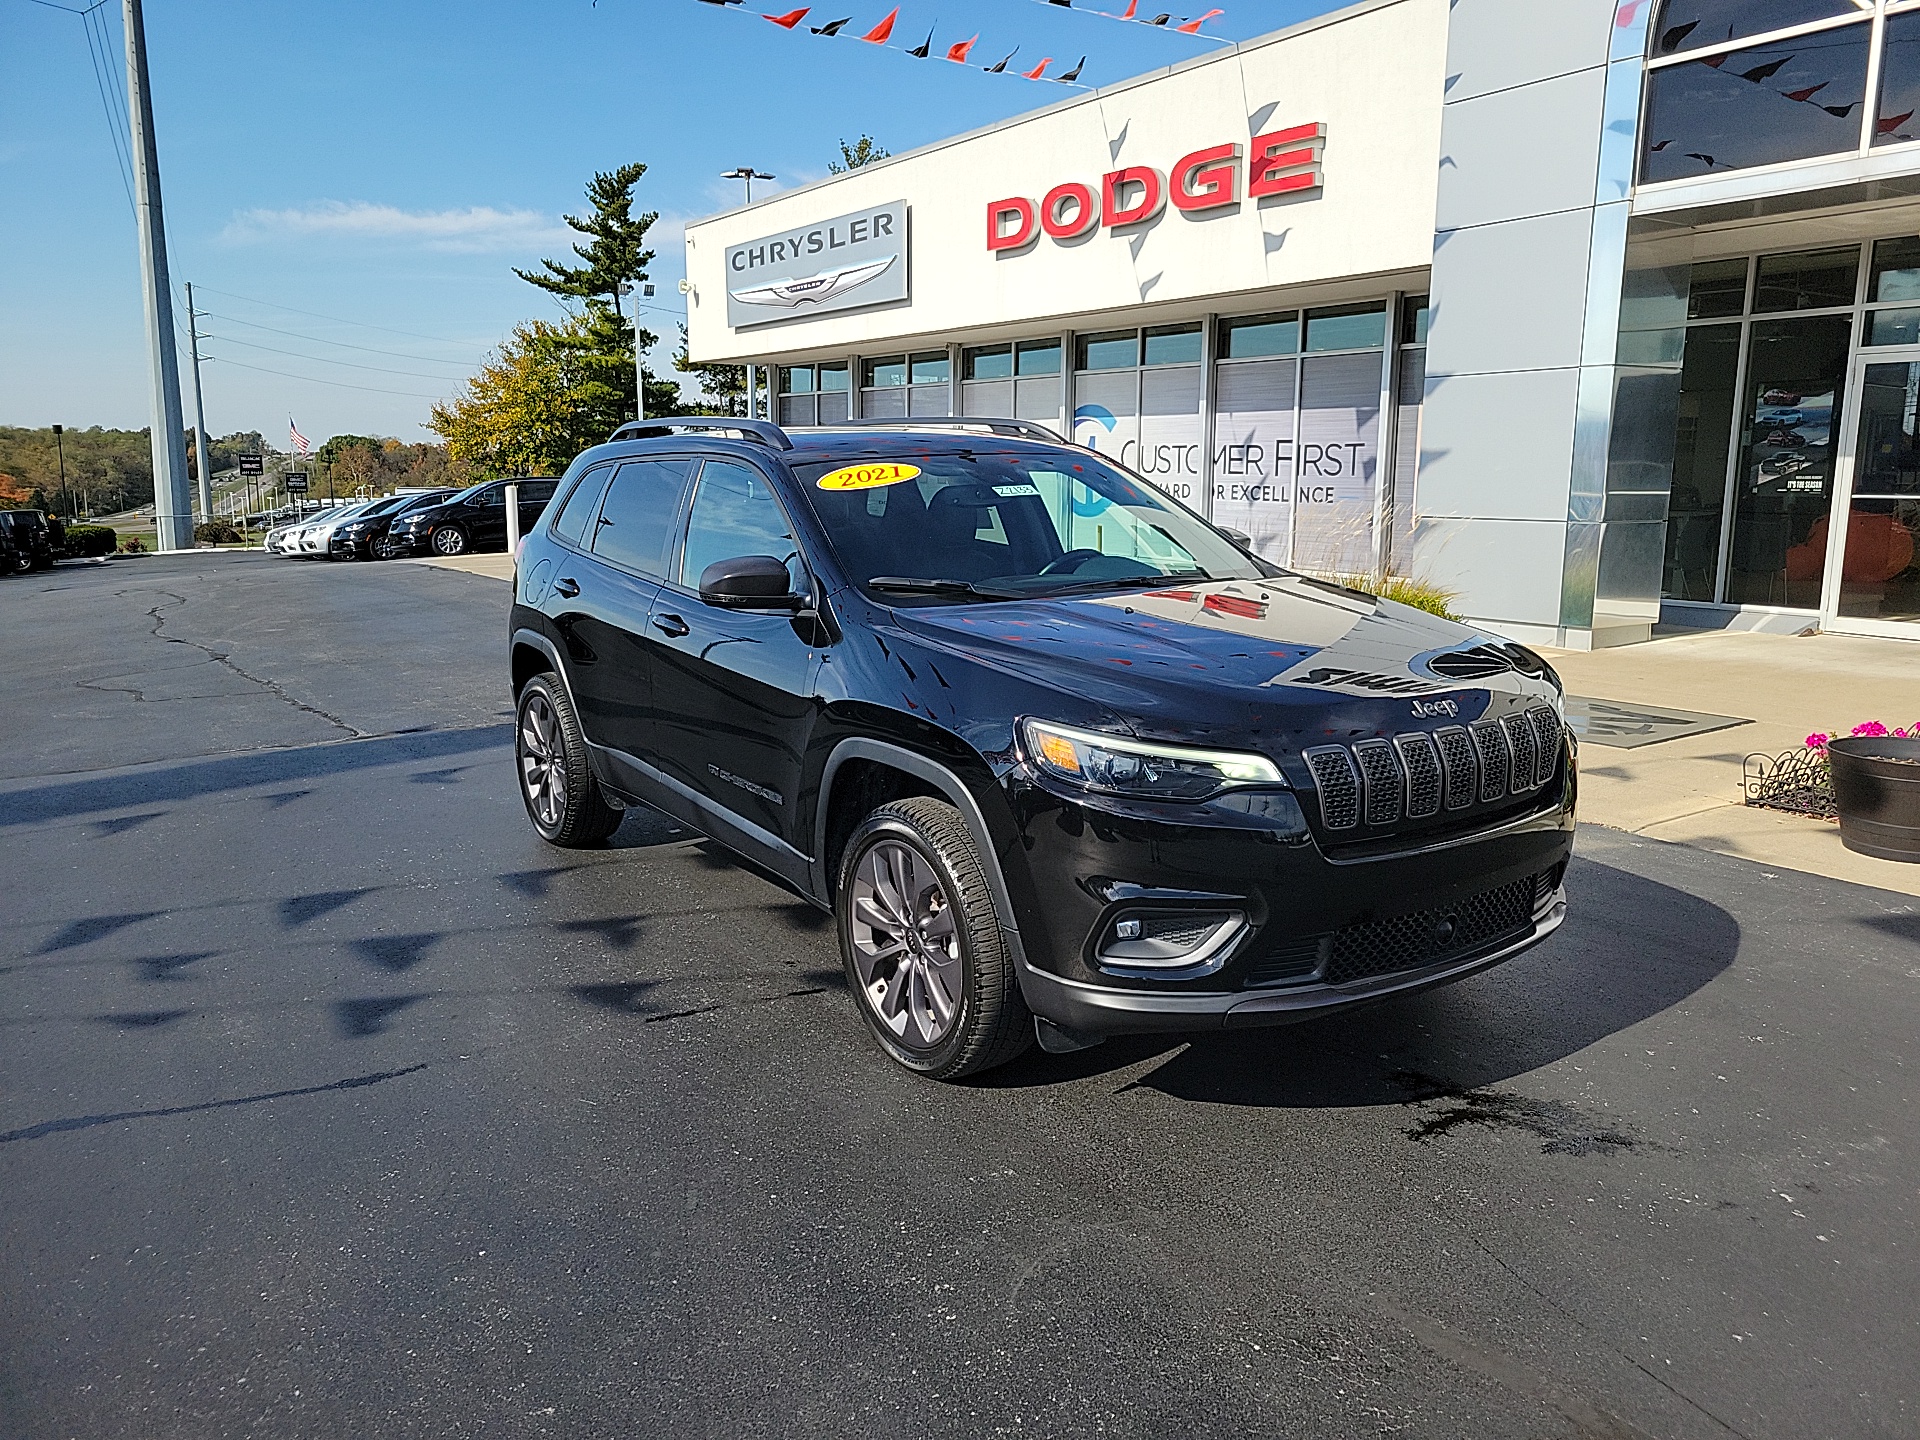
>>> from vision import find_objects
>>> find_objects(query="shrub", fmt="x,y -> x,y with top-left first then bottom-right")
1316,571 -> 1461,620
62,525 -> 116,557
194,521 -> 242,545
121,536 -> 147,554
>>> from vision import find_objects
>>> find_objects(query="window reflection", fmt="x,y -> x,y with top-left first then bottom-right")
1876,9 -> 1920,147
1838,362 -> 1920,621
1753,247 -> 1858,312
1663,323 -> 1740,602
1687,258 -> 1748,318
1642,25 -> 1871,183
1652,0 -> 1858,57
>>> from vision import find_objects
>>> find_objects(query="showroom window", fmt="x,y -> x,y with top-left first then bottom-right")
1637,1 -> 1920,184
777,363 -> 849,425
961,338 -> 1063,431
1073,325 -> 1204,507
859,350 -> 949,418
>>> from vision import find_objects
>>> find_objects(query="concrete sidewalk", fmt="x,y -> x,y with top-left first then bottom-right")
1546,628 -> 1920,896
409,553 -> 514,582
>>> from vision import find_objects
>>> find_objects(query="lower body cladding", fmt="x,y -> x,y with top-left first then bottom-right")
1001,773 -> 1575,1040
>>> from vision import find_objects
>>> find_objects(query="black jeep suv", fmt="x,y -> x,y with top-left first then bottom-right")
509,418 -> 1574,1080
384,479 -> 557,558
0,510 -> 56,572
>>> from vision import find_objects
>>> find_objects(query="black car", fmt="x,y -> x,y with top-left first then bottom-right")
0,523 -> 21,576
508,418 -> 1575,1080
333,489 -> 454,559
0,510 -> 55,572
383,479 -> 557,558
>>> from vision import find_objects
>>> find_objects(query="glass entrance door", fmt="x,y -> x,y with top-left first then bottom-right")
1828,350 -> 1920,635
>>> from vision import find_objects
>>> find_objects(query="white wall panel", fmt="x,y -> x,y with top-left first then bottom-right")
1434,67 -> 1607,232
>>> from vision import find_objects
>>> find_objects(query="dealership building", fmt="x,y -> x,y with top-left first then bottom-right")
683,0 -> 1920,648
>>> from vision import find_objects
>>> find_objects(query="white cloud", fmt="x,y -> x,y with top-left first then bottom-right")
220,200 -> 570,253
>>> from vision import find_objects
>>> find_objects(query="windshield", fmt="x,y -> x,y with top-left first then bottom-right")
790,448 -> 1267,602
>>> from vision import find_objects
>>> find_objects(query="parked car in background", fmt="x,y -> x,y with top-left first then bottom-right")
338,489 -> 454,559
290,499 -> 384,557
0,523 -> 22,576
383,479 -> 558,558
262,519 -> 302,554
0,510 -> 56,571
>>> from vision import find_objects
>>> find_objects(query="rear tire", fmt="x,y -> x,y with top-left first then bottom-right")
516,673 -> 622,846
837,797 -> 1033,1080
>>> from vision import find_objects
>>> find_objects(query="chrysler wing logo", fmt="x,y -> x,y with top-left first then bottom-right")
730,255 -> 897,310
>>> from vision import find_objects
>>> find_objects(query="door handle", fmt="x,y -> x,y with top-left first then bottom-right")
652,613 -> 690,638
552,577 -> 580,598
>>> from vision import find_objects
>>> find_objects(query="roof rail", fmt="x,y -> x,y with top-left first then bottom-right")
608,416 -> 793,451
812,416 -> 1067,444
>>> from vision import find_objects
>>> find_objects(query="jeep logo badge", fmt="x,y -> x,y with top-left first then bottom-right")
1411,698 -> 1460,719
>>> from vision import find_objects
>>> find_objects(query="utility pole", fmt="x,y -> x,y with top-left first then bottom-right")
122,0 -> 193,551
185,282 -> 212,523
52,425 -> 70,519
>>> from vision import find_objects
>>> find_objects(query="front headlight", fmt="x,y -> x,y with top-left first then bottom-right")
1020,718 -> 1283,802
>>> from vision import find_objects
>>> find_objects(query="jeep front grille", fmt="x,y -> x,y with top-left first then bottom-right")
1303,706 -> 1564,835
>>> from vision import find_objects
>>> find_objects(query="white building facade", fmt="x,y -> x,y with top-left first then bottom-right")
685,0 -> 1920,649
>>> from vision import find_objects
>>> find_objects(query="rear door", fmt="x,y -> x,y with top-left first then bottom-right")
515,480 -> 557,537
554,457 -> 697,774
461,483 -> 509,547
642,458 -> 824,878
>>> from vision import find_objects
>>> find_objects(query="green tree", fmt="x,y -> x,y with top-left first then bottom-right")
673,323 -> 747,417
829,136 -> 890,172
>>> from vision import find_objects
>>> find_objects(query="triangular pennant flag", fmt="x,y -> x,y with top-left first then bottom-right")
859,6 -> 899,42
1058,55 -> 1085,80
1119,0 -> 1138,16
1658,19 -> 1698,52
1738,56 -> 1790,83
908,25 -> 933,56
1023,56 -> 1052,79
764,6 -> 809,26
946,33 -> 977,61
1823,102 -> 1859,117
1782,81 -> 1828,102
985,47 -> 1017,72
812,15 -> 850,33
1880,109 -> 1916,133
1146,13 -> 1173,26
1174,8 -> 1222,33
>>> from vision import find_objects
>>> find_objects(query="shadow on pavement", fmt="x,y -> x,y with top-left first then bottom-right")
979,856 -> 1741,1107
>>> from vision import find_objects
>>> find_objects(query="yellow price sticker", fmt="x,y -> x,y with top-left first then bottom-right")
815,462 -> 922,492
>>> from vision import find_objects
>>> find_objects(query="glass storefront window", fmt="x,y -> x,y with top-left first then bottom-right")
1652,0 -> 1858,57
780,365 -> 815,394
1662,323 -> 1740,602
1143,324 -> 1202,365
1399,295 -> 1430,346
1876,9 -> 1920,148
861,356 -> 906,388
1016,339 -> 1061,376
1688,258 -> 1749,318
1641,25 -> 1871,184
819,362 -> 849,393
1870,236 -> 1920,302
1753,247 -> 1858,313
1869,307 -> 1920,346
1837,361 -> 1920,622
964,345 -> 1013,380
1725,313 -> 1852,608
1217,312 -> 1298,359
910,350 -> 950,385
1076,331 -> 1139,371
1303,303 -> 1385,352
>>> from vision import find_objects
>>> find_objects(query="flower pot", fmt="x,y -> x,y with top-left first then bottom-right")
1827,736 -> 1920,863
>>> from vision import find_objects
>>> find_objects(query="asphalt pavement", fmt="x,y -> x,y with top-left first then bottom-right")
3,552 -> 1917,1439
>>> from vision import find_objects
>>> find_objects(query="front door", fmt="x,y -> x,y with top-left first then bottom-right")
643,458 -> 822,884
1828,350 -> 1920,637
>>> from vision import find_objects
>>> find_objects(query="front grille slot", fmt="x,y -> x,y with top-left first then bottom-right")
1304,746 -> 1361,831
1353,739 -> 1405,828
1527,705 -> 1563,788
1241,934 -> 1327,987
1323,872 -> 1541,987
1470,719 -> 1510,802
1501,712 -> 1540,793
1435,726 -> 1478,811
1396,733 -> 1443,819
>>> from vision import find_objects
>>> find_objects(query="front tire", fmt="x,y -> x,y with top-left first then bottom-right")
837,797 -> 1033,1080
515,674 -> 622,846
431,525 -> 469,556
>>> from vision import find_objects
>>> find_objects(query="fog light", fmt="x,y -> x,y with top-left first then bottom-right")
1115,918 -> 1143,940
1096,909 -> 1249,976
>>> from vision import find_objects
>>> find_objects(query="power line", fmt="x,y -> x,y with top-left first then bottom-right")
197,309 -> 478,366
192,285 -> 481,344
198,355 -> 454,402
200,332 -> 475,381
71,0 -> 135,214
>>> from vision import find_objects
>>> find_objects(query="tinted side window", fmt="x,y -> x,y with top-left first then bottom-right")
469,486 -> 506,508
550,467 -> 614,548
519,480 -> 558,504
591,459 -> 694,577
680,461 -> 801,591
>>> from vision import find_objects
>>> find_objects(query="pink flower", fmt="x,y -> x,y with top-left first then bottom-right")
1853,721 -> 1890,737
1805,732 -> 1831,750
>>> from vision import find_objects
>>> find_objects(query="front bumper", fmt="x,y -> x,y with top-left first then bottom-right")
383,528 -> 428,555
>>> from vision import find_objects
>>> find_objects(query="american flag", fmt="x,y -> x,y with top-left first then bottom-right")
289,419 -> 310,457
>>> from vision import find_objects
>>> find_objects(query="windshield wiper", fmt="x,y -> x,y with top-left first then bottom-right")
867,576 -> 1022,599
1030,568 -> 1213,596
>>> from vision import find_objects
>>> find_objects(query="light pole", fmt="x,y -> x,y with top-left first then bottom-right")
52,425 -> 69,519
720,167 -> 775,205
614,280 -> 655,421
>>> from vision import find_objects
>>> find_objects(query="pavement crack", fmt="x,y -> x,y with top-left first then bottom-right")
0,1062 -> 429,1144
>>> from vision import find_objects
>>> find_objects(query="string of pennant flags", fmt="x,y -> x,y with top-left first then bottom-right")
694,0 -> 1227,86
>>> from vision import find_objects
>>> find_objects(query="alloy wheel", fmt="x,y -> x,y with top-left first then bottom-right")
518,691 -> 569,830
849,839 -> 962,1048
432,527 -> 467,556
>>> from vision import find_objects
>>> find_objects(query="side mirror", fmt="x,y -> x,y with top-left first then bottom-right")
1218,526 -> 1254,549
699,554 -> 803,610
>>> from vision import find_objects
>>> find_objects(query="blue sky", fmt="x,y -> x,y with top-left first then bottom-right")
1,0 -> 1334,446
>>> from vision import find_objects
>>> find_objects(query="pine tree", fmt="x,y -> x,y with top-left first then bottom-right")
829,136 -> 890,173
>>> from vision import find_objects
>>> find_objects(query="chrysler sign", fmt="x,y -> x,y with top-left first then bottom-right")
987,123 -> 1325,253
725,200 -> 909,329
